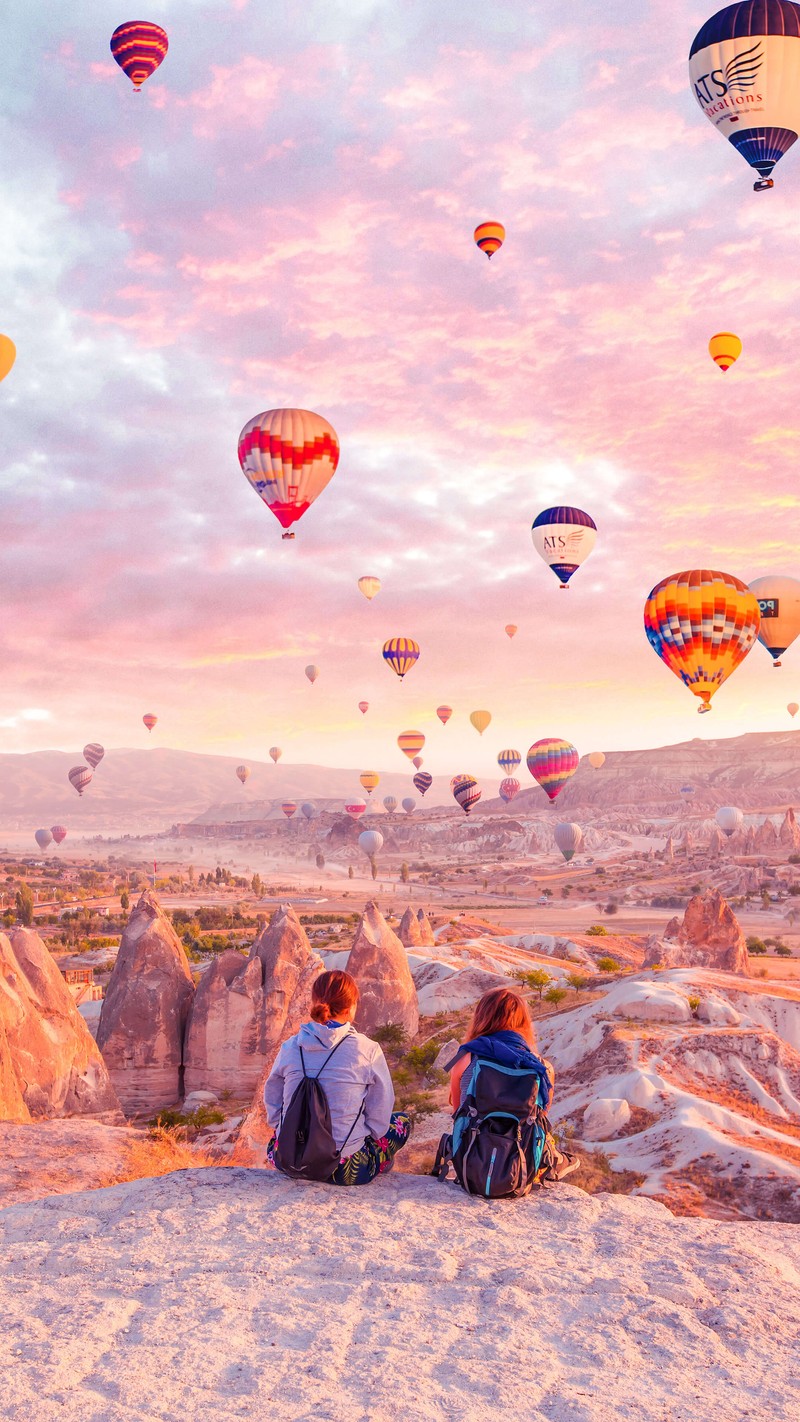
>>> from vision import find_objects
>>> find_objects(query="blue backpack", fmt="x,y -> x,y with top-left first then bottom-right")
433,1056 -> 554,1198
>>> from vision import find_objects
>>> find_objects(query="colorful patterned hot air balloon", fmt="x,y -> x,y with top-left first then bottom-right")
35,828 -> 53,851
412,755 -> 423,770
470,710 -> 491,736
474,221 -> 505,258
281,801 -> 297,820
532,507 -> 597,588
236,765 -> 250,785
0,335 -> 16,383
305,664 -> 319,684
360,771 -> 380,797
789,702 -> 799,718
709,332 -> 742,371
450,774 -> 472,792
269,746 -> 282,764
588,752 -> 606,770
554,822 -> 583,862
716,806 -> 743,837
358,701 -> 369,715
499,777 -> 520,803
68,765 -> 93,797
401,797 -> 416,816
749,575 -> 800,667
110,20 -> 168,91
413,771 -> 433,796
83,743 -> 104,770
238,408 -> 339,538
689,1 -> 800,191
143,714 -> 158,733
382,638 -> 420,679
644,569 -> 761,712
436,705 -> 453,725
497,749 -> 521,775
383,796 -> 398,815
358,576 -> 381,600
345,799 -> 367,818
505,624 -> 518,639
398,730 -> 425,761
301,802 -> 317,820
453,777 -> 481,814
527,739 -> 579,801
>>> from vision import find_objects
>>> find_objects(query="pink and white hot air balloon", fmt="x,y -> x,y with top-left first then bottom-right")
68,765 -> 93,797
358,701 -> 369,715
345,799 -> 367,819
499,777 -> 520,803
50,825 -> 67,845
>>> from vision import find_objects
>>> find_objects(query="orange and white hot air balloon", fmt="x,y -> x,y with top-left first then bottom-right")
238,408 -> 339,540
474,221 -> 505,259
358,575 -> 381,601
708,333 -> 742,372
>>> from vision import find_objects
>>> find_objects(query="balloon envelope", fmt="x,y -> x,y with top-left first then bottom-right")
644,569 -> 760,711
110,20 -> 168,90
453,777 -> 481,814
505,624 -> 517,639
358,701 -> 369,715
398,730 -> 425,760
554,822 -> 583,862
360,771 -> 380,795
34,828 -> 53,850
0,334 -> 16,382
236,765 -> 250,785
748,575 -> 800,666
532,507 -> 596,588
474,221 -> 505,258
143,714 -> 157,733
789,703 -> 799,718
301,802 -> 317,820
383,638 -> 420,679
345,800 -> 367,818
412,755 -> 423,770
497,748 -> 521,775
401,797 -> 416,815
281,802 -> 297,819
413,771 -> 432,796
527,739 -> 579,801
588,752 -> 605,770
269,747 -> 282,764
708,332 -> 742,371
470,710 -> 491,736
716,806 -> 743,838
499,777 -> 520,803
50,825 -> 67,845
305,664 -> 319,684
359,830 -> 384,859
358,576 -> 381,601
436,705 -> 453,725
83,743 -> 104,770
383,796 -> 397,814
238,408 -> 339,534
68,765 -> 93,796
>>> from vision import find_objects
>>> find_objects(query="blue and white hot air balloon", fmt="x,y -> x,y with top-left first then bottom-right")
690,1 -> 800,191
531,507 -> 596,589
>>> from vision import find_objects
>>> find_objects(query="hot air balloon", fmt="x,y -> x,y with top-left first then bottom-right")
474,221 -> 505,258
68,765 -> 93,797
497,748 -> 521,775
436,705 -> 453,725
398,730 -> 425,761
345,799 -> 367,818
532,507 -> 597,588
413,771 -> 433,796
689,1 -> 800,191
588,752 -> 606,770
358,576 -> 381,601
34,828 -> 53,851
301,802 -> 317,821
110,20 -> 168,91
748,575 -> 800,668
315,852 -> 325,869
83,743 -> 105,770
238,408 -> 339,539
470,710 -> 491,736
527,739 -> 579,801
359,830 -> 384,862
51,825 -> 67,845
450,774 -> 472,791
716,806 -> 743,837
143,714 -> 158,733
412,755 -> 424,770
269,747 -> 282,764
401,797 -> 416,816
236,765 -> 250,785
499,777 -> 520,803
305,664 -> 319,684
681,785 -> 695,797
505,624 -> 518,639
453,777 -> 481,814
709,332 -> 742,371
360,771 -> 380,797
383,638 -> 420,680
281,801 -> 297,820
358,701 -> 369,715
554,822 -> 583,863
0,335 -> 16,382
789,702 -> 799,718
644,569 -> 761,712
383,796 -> 398,815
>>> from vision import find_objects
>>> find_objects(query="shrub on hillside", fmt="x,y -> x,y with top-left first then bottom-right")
586,924 -> 608,936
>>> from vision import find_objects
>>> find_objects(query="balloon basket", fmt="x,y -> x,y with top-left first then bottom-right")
281,532 -> 296,540
753,178 -> 774,192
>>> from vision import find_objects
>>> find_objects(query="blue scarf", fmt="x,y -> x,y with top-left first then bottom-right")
446,1029 -> 551,1109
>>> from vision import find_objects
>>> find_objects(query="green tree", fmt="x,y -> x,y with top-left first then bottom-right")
746,936 -> 767,955
586,924 -> 608,937
251,873 -> 263,897
516,968 -> 551,1001
596,956 -> 621,974
566,972 -> 587,993
15,883 -> 34,927
775,943 -> 792,957
120,890 -> 129,911
544,986 -> 567,1009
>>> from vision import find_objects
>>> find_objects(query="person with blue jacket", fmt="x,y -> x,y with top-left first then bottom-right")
265,969 -> 412,1186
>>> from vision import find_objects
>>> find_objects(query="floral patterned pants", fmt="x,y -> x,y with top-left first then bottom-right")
331,1112 -> 413,1186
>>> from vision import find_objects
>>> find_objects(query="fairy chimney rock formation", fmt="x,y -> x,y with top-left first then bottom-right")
184,904 -> 323,1097
348,901 -> 419,1037
709,828 -> 724,856
416,908 -> 437,946
97,890 -> 194,1115
0,928 -> 121,1122
398,907 -> 425,948
755,818 -> 779,852
779,807 -> 800,850
644,889 -> 749,975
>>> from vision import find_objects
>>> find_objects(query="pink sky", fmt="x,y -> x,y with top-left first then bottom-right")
1,0 -> 799,786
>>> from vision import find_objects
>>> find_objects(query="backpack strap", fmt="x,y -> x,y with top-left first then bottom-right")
303,1032 -> 367,1161
432,1132 -> 453,1180
338,1096 -> 367,1157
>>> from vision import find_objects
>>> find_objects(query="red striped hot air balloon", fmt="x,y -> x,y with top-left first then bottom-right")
68,766 -> 93,797
238,408 -> 339,539
281,801 -> 297,820
50,826 -> 67,845
453,777 -> 481,814
474,221 -> 505,259
527,739 -> 579,801
143,713 -> 158,733
398,730 -> 425,761
83,743 -> 104,770
110,21 -> 169,92
437,705 -> 453,725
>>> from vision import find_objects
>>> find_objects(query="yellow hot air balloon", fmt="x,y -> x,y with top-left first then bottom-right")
360,771 -> 380,796
474,221 -> 505,259
397,730 -> 425,761
588,752 -> 605,770
708,333 -> 742,372
644,569 -> 760,713
358,575 -> 381,601
470,710 -> 491,736
0,335 -> 16,383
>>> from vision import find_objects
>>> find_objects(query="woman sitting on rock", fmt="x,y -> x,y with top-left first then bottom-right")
265,969 -> 412,1186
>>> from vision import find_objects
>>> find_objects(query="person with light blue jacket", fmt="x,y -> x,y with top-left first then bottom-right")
264,969 -> 412,1186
